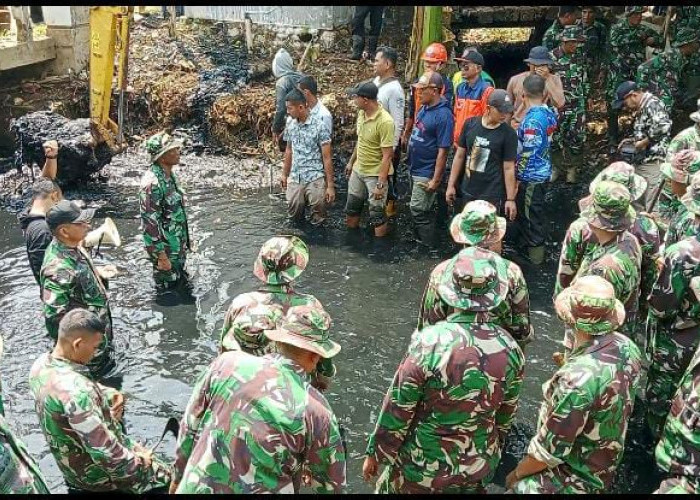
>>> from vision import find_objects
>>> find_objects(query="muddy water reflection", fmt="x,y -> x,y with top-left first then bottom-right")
0,152 -> 659,493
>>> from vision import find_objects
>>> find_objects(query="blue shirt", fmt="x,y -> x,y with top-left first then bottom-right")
516,105 -> 558,183
408,97 -> 455,178
283,113 -> 331,184
455,76 -> 491,100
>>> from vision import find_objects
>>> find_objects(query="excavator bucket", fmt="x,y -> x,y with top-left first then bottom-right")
89,6 -> 132,153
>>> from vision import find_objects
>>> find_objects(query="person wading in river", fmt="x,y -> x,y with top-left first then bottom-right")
418,200 -> 533,347
0,333 -> 50,494
40,200 -> 116,379
345,80 -> 395,238
507,275 -> 642,494
219,235 -> 335,391
139,131 -> 192,298
173,303 -> 346,494
364,248 -> 525,493
18,140 -> 62,284
281,89 -> 335,226
29,309 -> 172,494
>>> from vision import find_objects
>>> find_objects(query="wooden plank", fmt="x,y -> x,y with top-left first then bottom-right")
0,37 -> 56,71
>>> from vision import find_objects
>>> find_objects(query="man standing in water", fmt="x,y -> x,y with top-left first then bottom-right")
139,131 -> 191,296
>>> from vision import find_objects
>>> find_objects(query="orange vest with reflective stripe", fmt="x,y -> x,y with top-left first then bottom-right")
453,85 -> 494,143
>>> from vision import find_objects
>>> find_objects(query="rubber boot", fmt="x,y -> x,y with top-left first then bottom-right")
566,167 -> 577,184
528,245 -> 545,265
385,200 -> 397,218
414,222 -> 434,247
350,35 -> 365,60
366,35 -> 379,60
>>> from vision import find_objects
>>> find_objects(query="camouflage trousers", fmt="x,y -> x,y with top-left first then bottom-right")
552,105 -> 586,157
510,468 -> 594,494
654,476 -> 700,494
645,323 -> 700,438
151,254 -> 187,289
375,464 -> 486,494
86,316 -> 116,380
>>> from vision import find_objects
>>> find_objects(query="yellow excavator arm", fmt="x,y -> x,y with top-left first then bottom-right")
89,6 -> 133,153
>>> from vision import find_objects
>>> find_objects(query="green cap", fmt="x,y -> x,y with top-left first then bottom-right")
560,25 -> 585,42
253,236 -> 309,285
265,303 -> 340,359
580,181 -> 635,232
588,161 -> 647,202
555,275 -> 626,335
625,6 -> 644,15
145,131 -> 183,162
449,200 -> 506,246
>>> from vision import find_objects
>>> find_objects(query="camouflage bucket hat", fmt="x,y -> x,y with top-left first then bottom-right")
253,236 -> 309,285
661,150 -> 700,184
673,28 -> 699,48
559,25 -> 585,42
580,181 -> 635,232
681,171 -> 700,216
449,200 -> 506,246
436,246 -> 509,312
555,275 -> 625,335
625,6 -> 644,15
588,161 -> 647,202
221,303 -> 284,353
265,303 -> 340,358
145,131 -> 183,162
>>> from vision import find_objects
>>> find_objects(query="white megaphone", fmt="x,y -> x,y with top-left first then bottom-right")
83,217 -> 122,248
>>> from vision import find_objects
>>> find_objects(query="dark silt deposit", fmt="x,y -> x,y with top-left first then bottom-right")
9,111 -> 113,183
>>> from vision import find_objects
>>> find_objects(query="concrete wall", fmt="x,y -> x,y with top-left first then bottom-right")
183,5 -> 352,30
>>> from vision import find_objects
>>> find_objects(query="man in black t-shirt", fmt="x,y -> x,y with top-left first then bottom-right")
446,89 -> 518,220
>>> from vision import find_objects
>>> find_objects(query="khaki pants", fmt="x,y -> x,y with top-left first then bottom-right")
286,177 -> 327,225
345,170 -> 388,227
635,159 -> 663,213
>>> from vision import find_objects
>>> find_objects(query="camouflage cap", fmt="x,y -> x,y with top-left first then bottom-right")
144,131 -> 183,162
580,180 -> 635,232
588,161 -> 647,202
555,275 -> 626,335
661,150 -> 700,183
253,236 -> 309,285
559,25 -> 585,42
265,303 -> 340,358
672,28 -> 699,48
625,6 -> 644,15
436,246 -> 509,312
221,303 -> 284,353
680,171 -> 700,216
449,200 -> 507,246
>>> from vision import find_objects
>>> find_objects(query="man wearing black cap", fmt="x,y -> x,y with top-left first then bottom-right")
542,6 -> 580,51
447,89 -> 518,221
453,50 -> 494,144
613,81 -> 672,212
39,200 -> 116,378
345,81 -> 395,237
506,46 -> 564,130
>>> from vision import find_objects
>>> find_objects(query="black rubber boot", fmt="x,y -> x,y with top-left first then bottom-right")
351,35 -> 365,60
366,36 -> 379,60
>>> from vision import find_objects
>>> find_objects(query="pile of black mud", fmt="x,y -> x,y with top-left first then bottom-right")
10,111 -> 113,184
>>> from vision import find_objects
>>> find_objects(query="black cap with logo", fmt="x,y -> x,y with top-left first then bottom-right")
46,200 -> 96,232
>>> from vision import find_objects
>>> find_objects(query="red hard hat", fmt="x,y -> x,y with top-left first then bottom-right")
421,42 -> 448,63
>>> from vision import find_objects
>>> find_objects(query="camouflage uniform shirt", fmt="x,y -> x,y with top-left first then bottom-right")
542,20 -> 566,51
636,48 -> 686,110
606,18 -> 661,100
28,353 -> 172,492
633,92 -> 672,163
664,209 -> 700,249
417,249 -> 532,346
173,351 -> 346,494
0,414 -> 50,493
550,46 -> 588,154
655,344 -> 700,494
366,315 -> 525,493
512,332 -> 643,493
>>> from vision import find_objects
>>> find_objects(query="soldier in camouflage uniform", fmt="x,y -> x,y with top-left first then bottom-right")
665,170 -> 700,255
29,309 -> 172,493
219,235 -> 335,390
507,275 -> 643,494
364,249 -> 525,493
654,343 -> 700,493
659,151 -> 700,247
172,303 -> 345,494
636,29 -> 700,112
550,25 -> 588,183
646,206 -> 700,438
576,6 -> 608,91
139,131 -> 191,291
556,181 -> 642,348
417,200 -> 533,347
585,162 -> 660,324
40,200 -> 115,379
670,6 -> 700,46
606,7 -> 661,146
0,334 -> 50,494
542,6 -> 579,51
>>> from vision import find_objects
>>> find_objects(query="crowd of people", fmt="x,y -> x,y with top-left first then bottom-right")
2,3 -> 700,495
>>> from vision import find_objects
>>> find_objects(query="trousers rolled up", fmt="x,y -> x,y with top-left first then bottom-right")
286,177 -> 327,225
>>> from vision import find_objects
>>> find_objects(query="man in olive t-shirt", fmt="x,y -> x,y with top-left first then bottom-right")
345,81 -> 395,237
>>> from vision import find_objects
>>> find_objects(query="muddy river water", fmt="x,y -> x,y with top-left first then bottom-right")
0,150 -> 662,493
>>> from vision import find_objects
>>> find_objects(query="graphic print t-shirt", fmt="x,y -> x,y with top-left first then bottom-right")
458,116 -> 518,203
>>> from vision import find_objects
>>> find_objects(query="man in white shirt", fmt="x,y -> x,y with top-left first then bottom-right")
373,46 -> 405,217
